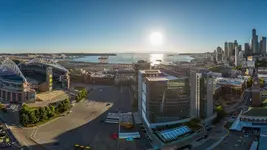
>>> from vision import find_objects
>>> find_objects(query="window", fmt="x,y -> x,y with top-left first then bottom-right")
12,93 -> 16,101
18,93 -> 22,101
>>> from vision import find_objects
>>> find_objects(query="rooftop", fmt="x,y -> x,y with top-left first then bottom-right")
146,75 -> 179,81
259,128 -> 267,150
243,107 -> 267,117
0,66 -> 24,82
215,77 -> 244,86
139,69 -> 161,74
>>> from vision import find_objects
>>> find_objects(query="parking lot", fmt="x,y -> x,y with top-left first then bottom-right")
31,85 -> 145,150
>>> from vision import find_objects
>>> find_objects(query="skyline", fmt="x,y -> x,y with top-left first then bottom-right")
0,0 -> 267,53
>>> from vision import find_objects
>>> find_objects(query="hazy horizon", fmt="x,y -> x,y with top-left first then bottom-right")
0,0 -> 267,53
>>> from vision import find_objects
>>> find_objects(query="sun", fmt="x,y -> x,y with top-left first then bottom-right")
150,32 -> 163,46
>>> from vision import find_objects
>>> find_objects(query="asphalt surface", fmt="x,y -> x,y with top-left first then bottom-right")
214,131 -> 256,150
29,85 -> 145,150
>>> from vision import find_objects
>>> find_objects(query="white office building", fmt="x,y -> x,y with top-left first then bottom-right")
191,71 -> 216,124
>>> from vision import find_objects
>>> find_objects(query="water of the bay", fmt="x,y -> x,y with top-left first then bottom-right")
72,53 -> 194,65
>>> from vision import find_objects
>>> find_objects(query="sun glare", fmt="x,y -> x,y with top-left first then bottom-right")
150,32 -> 163,46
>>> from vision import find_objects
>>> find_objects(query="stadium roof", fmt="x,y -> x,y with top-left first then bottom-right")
0,58 -> 26,82
26,58 -> 68,72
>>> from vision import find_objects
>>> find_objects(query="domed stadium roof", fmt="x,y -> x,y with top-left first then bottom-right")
0,58 -> 27,82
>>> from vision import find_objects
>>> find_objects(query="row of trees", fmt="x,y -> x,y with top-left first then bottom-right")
20,99 -> 71,126
75,88 -> 88,102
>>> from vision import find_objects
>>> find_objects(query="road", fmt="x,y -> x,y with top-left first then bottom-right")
213,131 -> 256,150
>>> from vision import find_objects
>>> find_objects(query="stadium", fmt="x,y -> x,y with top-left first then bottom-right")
0,58 -> 70,103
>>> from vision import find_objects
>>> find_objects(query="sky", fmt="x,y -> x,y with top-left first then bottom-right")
0,0 -> 267,53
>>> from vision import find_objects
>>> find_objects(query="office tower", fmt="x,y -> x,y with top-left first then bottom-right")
252,29 -> 258,55
238,45 -> 242,51
234,40 -> 238,50
140,73 -> 191,128
190,71 -> 197,118
260,37 -> 266,55
133,60 -> 150,106
252,28 -> 256,37
228,42 -> 234,56
224,42 -> 229,59
138,70 -> 161,115
250,39 -> 253,53
235,46 -> 239,66
216,47 -> 223,62
239,51 -> 244,63
244,43 -> 250,57
193,72 -> 214,119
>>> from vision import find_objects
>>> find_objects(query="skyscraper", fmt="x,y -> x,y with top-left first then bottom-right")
244,43 -> 250,57
260,37 -> 266,55
195,72 -> 214,119
228,42 -> 234,56
235,46 -> 239,66
252,29 -> 258,55
224,42 -> 229,59
216,47 -> 223,62
234,40 -> 238,50
191,71 -> 214,121
252,28 -> 256,37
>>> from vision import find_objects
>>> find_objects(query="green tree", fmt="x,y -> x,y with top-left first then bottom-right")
57,102 -> 64,113
260,78 -> 265,87
21,114 -> 29,125
20,104 -> 29,114
34,109 -> 40,122
247,77 -> 253,88
49,105 -> 55,117
38,107 -> 48,121
63,99 -> 71,110
45,106 -> 52,118
28,111 -> 37,124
